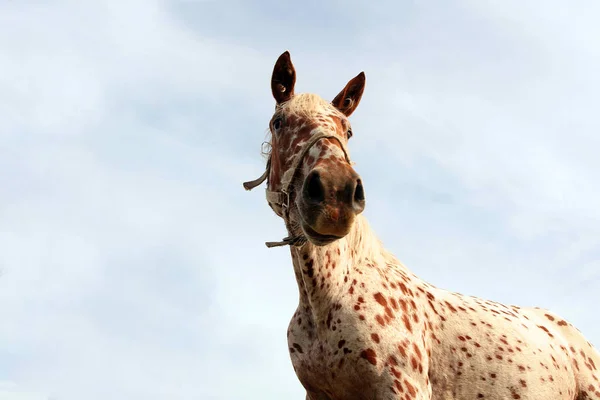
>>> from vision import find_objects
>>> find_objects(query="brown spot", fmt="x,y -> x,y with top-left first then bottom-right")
399,298 -> 408,312
374,292 -> 387,307
402,314 -> 412,333
537,325 -> 554,338
398,344 -> 407,357
385,306 -> 395,320
371,333 -> 380,343
360,348 -> 377,366
520,379 -> 527,388
338,340 -> 346,349
394,379 -> 403,392
410,356 -> 418,370
398,282 -> 409,295
304,260 -> 314,278
404,379 -> 416,397
293,343 -> 303,354
376,315 -> 385,326
413,343 -> 422,361
444,301 -> 458,313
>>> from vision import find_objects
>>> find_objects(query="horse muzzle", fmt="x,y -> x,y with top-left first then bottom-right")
298,167 -> 365,245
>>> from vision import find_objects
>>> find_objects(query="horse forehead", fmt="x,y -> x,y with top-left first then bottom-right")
281,115 -> 341,151
285,111 -> 339,137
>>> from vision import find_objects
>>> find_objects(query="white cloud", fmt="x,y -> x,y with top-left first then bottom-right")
0,382 -> 49,400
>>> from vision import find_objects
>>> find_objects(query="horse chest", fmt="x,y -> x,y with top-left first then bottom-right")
286,304 -> 389,397
286,298 -> 429,400
287,304 -> 358,370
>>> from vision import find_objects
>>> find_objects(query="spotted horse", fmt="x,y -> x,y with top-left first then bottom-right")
243,51 -> 600,400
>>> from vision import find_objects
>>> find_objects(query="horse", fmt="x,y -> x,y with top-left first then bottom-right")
243,51 -> 600,400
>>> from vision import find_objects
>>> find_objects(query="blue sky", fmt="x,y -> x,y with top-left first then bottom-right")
1,1 -> 599,399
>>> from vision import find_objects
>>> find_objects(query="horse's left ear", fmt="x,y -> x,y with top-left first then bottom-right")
332,72 -> 366,117
271,51 -> 296,104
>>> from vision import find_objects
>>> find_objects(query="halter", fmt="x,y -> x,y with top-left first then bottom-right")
243,131 -> 352,248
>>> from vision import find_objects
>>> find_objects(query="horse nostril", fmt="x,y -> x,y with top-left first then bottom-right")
354,179 -> 365,202
353,179 -> 365,211
304,171 -> 325,203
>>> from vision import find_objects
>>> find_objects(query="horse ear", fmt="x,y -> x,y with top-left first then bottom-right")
332,72 -> 366,117
271,51 -> 296,104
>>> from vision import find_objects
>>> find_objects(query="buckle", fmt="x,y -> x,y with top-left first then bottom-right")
281,190 -> 290,209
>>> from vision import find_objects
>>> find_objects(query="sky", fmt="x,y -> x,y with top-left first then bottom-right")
1,0 -> 599,399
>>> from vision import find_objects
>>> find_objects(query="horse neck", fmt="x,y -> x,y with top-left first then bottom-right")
290,215 -> 387,325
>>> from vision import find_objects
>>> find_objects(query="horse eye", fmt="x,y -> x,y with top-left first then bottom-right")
272,118 -> 282,131
347,128 -> 353,139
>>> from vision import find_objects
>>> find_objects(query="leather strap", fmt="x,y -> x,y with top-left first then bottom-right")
243,132 -> 351,247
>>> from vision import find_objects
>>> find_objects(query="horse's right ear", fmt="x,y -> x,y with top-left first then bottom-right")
271,51 -> 296,104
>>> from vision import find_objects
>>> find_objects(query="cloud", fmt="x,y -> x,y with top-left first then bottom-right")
0,382 -> 49,400
1,1 -> 599,399
0,1 -> 295,398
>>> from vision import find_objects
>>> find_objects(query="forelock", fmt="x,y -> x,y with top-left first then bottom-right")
278,93 -> 341,119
